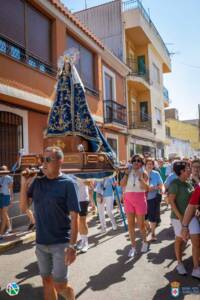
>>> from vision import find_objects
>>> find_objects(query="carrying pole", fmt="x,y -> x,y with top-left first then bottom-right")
112,178 -> 127,231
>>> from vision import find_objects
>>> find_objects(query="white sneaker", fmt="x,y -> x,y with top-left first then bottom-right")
76,240 -> 84,250
5,228 -> 12,235
112,223 -> 117,231
141,242 -> 148,253
176,263 -> 187,275
81,242 -> 89,253
192,267 -> 200,279
101,227 -> 107,234
128,247 -> 136,258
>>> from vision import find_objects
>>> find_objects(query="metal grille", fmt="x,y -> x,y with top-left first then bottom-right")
0,111 -> 23,168
0,111 -> 23,192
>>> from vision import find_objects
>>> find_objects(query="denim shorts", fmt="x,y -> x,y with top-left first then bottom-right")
35,243 -> 69,283
0,194 -> 10,208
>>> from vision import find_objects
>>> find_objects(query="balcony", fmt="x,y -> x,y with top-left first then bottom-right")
104,100 -> 127,126
123,0 -> 171,73
127,57 -> 150,84
0,35 -> 56,77
129,111 -> 152,131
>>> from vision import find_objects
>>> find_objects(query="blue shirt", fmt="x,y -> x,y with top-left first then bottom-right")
164,172 -> 178,189
28,174 -> 80,245
103,178 -> 114,198
147,170 -> 163,200
0,175 -> 13,195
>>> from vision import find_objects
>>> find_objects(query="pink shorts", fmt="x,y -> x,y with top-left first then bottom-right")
124,192 -> 147,215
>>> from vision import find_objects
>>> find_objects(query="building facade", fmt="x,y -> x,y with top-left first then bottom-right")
165,109 -> 200,158
0,0 -> 128,227
75,0 -> 171,159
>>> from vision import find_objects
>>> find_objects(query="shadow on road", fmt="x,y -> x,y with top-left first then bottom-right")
152,256 -> 200,300
1,240 -> 35,256
76,244 -> 144,299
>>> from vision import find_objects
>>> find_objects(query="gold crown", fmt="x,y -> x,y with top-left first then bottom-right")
171,281 -> 180,288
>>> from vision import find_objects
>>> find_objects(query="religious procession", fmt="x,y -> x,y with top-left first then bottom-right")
0,0 -> 200,299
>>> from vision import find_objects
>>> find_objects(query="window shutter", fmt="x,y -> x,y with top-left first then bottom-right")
27,4 -> 51,63
0,0 -> 25,47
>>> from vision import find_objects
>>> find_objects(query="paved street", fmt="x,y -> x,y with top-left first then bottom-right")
0,205 -> 199,300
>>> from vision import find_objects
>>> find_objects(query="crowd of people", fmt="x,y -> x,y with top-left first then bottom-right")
0,148 -> 200,300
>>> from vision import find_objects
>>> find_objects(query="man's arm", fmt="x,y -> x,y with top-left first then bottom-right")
19,176 -> 34,213
65,211 -> 78,266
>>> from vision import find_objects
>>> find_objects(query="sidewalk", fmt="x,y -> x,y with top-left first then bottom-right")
0,226 -> 36,254
0,208 -> 98,254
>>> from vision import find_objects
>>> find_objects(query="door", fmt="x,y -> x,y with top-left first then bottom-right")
137,55 -> 146,75
140,102 -> 148,122
0,111 -> 23,168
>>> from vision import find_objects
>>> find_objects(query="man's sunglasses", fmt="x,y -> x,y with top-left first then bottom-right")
132,159 -> 142,163
41,157 -> 56,163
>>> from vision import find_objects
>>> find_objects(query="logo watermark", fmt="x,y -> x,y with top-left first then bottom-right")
171,281 -> 200,298
6,282 -> 20,297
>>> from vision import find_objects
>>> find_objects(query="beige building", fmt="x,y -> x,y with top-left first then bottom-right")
75,0 -> 171,158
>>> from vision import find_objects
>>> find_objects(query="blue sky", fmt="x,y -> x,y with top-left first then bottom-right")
63,0 -> 200,120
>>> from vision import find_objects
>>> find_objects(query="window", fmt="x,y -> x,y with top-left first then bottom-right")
67,35 -> 94,89
155,107 -> 162,125
166,126 -> 171,137
103,66 -> 116,101
105,73 -> 113,100
152,63 -> 160,84
0,0 -> 25,47
27,4 -> 51,63
107,134 -> 119,158
130,143 -> 135,157
0,0 -> 51,64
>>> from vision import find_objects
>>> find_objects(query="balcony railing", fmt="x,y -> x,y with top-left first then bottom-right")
104,100 -> 127,126
0,35 -> 56,77
129,111 -> 152,131
163,86 -> 169,102
127,57 -> 150,83
122,0 -> 170,58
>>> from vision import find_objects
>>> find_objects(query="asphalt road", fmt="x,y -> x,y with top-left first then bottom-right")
0,205 -> 199,300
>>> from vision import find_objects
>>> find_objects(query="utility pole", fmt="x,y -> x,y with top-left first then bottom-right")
84,0 -> 87,9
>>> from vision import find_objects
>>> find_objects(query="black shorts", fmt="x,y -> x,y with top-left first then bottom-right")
146,197 -> 160,223
79,201 -> 89,217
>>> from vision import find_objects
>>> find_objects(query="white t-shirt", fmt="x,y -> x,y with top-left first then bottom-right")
77,180 -> 89,202
125,170 -> 146,193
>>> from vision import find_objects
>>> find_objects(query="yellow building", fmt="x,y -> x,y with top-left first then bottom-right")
165,118 -> 200,155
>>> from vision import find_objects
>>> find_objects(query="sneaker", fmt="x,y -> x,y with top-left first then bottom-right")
5,228 -> 12,235
28,223 -> 35,231
112,224 -> 117,231
128,247 -> 136,258
141,242 -> 148,253
76,240 -> 84,250
81,242 -> 89,253
176,263 -> 187,275
101,227 -> 107,234
192,267 -> 200,279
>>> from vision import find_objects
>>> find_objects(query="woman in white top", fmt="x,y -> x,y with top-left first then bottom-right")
76,179 -> 90,253
120,155 -> 149,258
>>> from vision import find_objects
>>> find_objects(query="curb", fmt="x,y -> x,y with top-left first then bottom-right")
0,232 -> 36,254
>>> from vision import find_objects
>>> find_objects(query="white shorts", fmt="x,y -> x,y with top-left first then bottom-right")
171,217 -> 200,237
